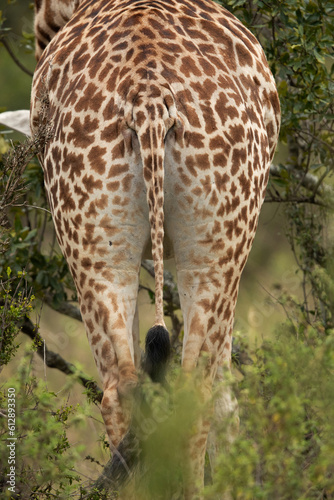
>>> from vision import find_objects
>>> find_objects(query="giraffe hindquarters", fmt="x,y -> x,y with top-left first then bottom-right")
44,136 -> 151,447
163,116 -> 270,495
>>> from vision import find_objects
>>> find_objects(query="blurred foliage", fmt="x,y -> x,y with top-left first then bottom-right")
0,0 -> 35,109
206,325 -> 334,499
0,267 -> 34,368
0,0 -> 334,498
0,353 -> 86,498
117,325 -> 334,500
0,93 -> 74,312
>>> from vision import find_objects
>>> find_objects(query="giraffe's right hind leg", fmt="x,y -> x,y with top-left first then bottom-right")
175,265 -> 238,499
207,363 -> 239,487
166,209 -> 246,497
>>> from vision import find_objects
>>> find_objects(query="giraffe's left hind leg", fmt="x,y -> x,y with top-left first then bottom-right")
77,266 -> 142,448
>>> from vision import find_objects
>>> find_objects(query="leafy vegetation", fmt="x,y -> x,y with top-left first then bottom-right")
0,267 -> 34,366
207,326 -> 334,499
0,354 -> 85,498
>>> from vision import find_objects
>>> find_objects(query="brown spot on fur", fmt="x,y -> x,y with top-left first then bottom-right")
59,178 -> 76,212
88,146 -> 107,174
235,42 -> 253,67
215,93 -> 239,122
68,116 -> 98,148
101,340 -> 111,359
82,174 -> 103,193
92,333 -> 102,345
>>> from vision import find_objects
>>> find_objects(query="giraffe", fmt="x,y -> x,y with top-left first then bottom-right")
31,0 -> 280,496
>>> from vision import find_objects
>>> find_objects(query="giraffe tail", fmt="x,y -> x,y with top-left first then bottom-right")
133,101 -> 172,383
143,325 -> 171,383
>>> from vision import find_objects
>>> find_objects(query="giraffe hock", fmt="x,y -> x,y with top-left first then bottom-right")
143,325 -> 171,383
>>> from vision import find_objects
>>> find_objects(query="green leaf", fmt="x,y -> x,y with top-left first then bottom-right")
313,50 -> 326,65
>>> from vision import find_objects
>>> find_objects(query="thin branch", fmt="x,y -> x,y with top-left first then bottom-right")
43,292 -> 82,322
298,129 -> 334,155
265,193 -> 326,206
0,36 -> 34,77
20,315 -> 103,403
10,204 -> 52,215
269,164 -> 334,205
311,168 -> 332,200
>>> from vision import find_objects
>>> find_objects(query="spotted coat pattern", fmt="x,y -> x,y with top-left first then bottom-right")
31,0 -> 280,496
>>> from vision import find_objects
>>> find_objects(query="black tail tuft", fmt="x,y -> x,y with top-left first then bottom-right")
143,325 -> 171,383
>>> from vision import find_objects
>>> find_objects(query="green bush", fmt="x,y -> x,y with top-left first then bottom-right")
206,327 -> 334,499
0,353 -> 85,499
0,267 -> 35,366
